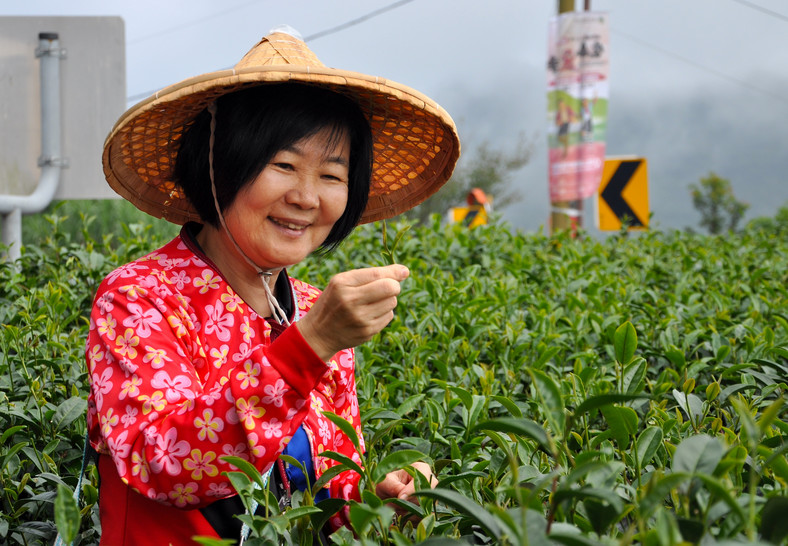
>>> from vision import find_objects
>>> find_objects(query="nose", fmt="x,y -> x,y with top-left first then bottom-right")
285,174 -> 320,209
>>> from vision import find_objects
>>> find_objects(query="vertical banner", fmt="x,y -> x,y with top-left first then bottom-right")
547,11 -> 610,202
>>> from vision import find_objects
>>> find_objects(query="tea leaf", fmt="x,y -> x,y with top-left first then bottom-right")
473,417 -> 552,455
415,488 -> 502,541
572,393 -> 651,420
672,389 -> 703,423
319,450 -> 364,476
600,405 -> 638,450
635,426 -> 663,470
613,321 -> 637,365
622,357 -> 647,394
372,449 -> 428,484
54,484 -> 80,544
672,435 -> 724,476
759,496 -> 788,544
309,497 -> 347,534
528,368 -> 565,437
322,411 -> 361,453
53,396 -> 87,431
219,455 -> 264,489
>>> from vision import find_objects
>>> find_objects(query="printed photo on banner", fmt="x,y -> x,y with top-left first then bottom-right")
546,11 -> 610,203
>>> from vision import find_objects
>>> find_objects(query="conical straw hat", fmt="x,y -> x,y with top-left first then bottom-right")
102,29 -> 461,224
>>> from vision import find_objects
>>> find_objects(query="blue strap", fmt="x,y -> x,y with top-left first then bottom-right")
54,430 -> 93,546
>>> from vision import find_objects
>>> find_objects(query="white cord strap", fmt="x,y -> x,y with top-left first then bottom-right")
207,102 -> 290,326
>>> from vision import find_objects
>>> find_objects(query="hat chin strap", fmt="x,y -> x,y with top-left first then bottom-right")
207,102 -> 291,326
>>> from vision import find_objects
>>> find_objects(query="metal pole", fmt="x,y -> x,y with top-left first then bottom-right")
1,209 -> 22,262
1,32 -> 66,263
551,0 -> 576,234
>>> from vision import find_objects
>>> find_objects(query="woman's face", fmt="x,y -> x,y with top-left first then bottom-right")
222,127 -> 350,271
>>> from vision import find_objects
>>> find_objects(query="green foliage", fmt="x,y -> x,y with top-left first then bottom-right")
2,208 -> 788,544
747,200 -> 788,234
404,139 -> 532,225
689,172 -> 749,234
18,199 -> 179,247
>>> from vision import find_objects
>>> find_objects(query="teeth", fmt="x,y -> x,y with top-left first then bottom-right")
272,218 -> 306,230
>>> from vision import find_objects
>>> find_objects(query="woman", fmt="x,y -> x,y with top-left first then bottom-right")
88,28 -> 459,544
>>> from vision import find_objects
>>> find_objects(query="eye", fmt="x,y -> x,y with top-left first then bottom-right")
273,162 -> 294,171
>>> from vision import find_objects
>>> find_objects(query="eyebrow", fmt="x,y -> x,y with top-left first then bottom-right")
280,144 -> 349,167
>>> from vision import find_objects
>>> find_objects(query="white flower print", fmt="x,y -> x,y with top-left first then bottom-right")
150,370 -> 194,404
158,257 -> 185,270
240,317 -> 254,344
232,343 -> 254,363
194,270 -> 220,294
236,360 -> 261,390
222,442 -> 249,463
318,418 -> 331,445
100,408 -> 119,437
107,430 -> 131,476
115,328 -> 140,359
200,384 -> 222,406
122,303 -> 163,338
220,289 -> 243,312
207,482 -> 232,497
143,424 -> 159,445
150,428 -> 190,476
153,283 -> 173,299
262,379 -> 288,407
204,302 -> 234,342
87,345 -> 104,374
169,482 -> 200,507
96,292 -> 115,314
169,270 -> 190,290
247,432 -> 267,459
337,351 -> 354,370
260,418 -> 283,439
96,315 -> 117,341
194,409 -> 224,443
210,345 -> 229,369
118,357 -> 138,377
121,405 -> 138,428
118,284 -> 148,302
143,346 -> 172,369
91,367 -> 113,411
106,262 -> 146,285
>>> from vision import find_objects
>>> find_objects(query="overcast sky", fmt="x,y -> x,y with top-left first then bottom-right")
3,0 -> 787,233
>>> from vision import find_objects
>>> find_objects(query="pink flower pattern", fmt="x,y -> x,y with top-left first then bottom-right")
86,233 -> 363,518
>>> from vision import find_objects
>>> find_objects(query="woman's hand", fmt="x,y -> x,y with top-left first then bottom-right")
296,264 -> 409,361
375,462 -> 437,505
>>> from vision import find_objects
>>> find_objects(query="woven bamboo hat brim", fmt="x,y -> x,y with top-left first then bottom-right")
102,30 -> 461,225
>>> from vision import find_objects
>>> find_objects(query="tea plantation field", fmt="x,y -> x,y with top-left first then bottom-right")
1,211 -> 786,545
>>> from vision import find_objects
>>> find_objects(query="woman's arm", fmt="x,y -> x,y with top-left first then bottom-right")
87,280 -> 329,509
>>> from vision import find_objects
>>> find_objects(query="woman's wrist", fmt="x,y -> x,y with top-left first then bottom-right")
294,319 -> 337,362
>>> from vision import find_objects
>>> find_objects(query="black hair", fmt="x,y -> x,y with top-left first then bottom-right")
174,83 -> 372,251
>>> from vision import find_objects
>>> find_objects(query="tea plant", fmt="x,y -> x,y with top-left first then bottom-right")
1,210 -> 787,545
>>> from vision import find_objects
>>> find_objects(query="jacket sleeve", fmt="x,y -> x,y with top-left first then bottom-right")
86,279 -> 329,509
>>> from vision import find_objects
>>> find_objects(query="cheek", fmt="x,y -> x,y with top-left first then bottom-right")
326,187 -> 350,223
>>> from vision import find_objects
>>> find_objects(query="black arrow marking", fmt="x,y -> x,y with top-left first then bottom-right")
464,208 -> 479,226
601,160 -> 643,226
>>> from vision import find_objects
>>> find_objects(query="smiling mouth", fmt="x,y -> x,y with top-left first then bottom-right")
270,218 -> 309,231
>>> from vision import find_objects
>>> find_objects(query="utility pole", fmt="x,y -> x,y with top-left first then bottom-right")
550,0 -> 578,234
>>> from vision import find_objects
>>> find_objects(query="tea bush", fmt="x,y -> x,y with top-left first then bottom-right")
1,212 -> 786,545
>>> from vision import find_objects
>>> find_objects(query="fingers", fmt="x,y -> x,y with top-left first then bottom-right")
295,264 -> 409,360
338,264 -> 409,287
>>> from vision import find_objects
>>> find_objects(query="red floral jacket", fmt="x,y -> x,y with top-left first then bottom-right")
86,229 -> 363,544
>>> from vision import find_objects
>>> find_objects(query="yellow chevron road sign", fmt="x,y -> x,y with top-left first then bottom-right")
597,157 -> 649,231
